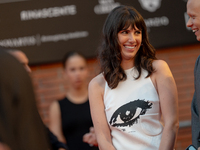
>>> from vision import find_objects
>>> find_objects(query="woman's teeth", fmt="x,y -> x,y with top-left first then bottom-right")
125,46 -> 135,49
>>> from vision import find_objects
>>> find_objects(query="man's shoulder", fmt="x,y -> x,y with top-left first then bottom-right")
195,55 -> 200,67
197,55 -> 200,60
194,55 -> 200,77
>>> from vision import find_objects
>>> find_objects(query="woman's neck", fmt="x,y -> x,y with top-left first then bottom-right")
66,86 -> 88,104
121,59 -> 134,70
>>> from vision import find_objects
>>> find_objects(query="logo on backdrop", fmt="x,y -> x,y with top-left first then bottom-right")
94,0 -> 120,15
0,0 -> 28,4
20,5 -> 77,21
138,0 -> 168,31
0,31 -> 89,48
144,16 -> 169,30
138,0 -> 162,12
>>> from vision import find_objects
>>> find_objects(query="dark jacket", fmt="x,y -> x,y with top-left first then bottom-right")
191,55 -> 200,148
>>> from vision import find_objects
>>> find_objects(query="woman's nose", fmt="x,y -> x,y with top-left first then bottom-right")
128,33 -> 135,43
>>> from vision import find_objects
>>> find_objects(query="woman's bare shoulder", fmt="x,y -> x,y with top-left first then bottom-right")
152,59 -> 169,71
152,59 -> 173,79
89,73 -> 105,90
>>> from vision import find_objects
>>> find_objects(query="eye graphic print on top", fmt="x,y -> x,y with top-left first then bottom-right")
109,99 -> 152,127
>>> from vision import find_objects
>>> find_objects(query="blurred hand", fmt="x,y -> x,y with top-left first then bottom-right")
83,127 -> 98,147
198,147 -> 200,150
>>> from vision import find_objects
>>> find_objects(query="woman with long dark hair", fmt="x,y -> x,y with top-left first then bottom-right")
89,5 -> 179,150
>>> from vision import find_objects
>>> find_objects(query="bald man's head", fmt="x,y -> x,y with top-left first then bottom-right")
187,0 -> 200,41
8,50 -> 31,73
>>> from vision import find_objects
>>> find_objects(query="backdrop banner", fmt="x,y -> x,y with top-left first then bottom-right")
0,0 -> 197,65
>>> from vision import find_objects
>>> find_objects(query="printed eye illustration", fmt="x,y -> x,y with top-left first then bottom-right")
109,99 -> 152,127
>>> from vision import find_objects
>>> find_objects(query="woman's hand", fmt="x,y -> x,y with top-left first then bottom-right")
83,127 -> 98,146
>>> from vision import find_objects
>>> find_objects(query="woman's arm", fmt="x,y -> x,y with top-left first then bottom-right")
49,101 -> 67,144
88,74 -> 116,150
152,60 -> 179,150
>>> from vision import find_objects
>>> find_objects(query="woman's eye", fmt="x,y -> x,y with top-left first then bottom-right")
70,68 -> 76,72
121,30 -> 128,34
135,31 -> 141,35
80,66 -> 85,71
109,99 -> 152,128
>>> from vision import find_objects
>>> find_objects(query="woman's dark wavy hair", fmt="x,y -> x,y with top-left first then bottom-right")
98,5 -> 157,89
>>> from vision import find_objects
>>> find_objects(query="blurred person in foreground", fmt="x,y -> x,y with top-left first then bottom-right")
89,5 -> 179,150
187,0 -> 200,149
8,50 -> 68,150
0,48 -> 50,150
49,51 -> 98,150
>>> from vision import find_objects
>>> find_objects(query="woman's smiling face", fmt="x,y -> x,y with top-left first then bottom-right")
118,25 -> 142,61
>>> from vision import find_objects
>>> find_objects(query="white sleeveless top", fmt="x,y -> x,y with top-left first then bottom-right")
104,67 -> 163,150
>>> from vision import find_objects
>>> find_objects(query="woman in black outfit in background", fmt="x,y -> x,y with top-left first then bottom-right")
49,51 -> 98,150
